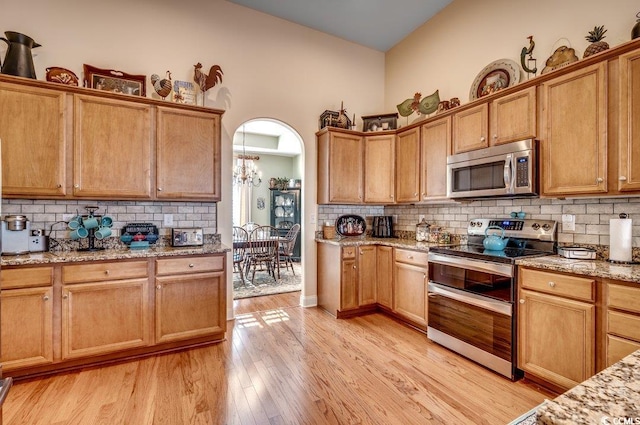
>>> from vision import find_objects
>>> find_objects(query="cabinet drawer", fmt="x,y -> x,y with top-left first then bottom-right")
342,247 -> 356,259
606,335 -> 640,367
1,266 -> 53,289
608,310 -> 640,342
394,249 -> 428,267
607,283 -> 640,314
156,255 -> 223,276
519,268 -> 594,302
62,260 -> 148,284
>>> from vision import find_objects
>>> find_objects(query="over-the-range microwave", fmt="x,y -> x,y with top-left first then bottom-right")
446,139 -> 538,199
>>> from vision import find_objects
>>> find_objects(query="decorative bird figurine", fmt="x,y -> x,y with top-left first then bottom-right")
397,90 -> 440,117
397,92 -> 422,117
418,90 -> 440,115
520,35 -> 537,76
193,63 -> 224,92
151,71 -> 172,100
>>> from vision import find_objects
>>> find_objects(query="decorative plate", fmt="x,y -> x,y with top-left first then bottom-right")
45,67 -> 79,86
274,206 -> 285,217
335,214 -> 366,237
469,59 -> 521,101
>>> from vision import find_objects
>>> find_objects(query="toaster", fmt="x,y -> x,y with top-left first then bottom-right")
171,227 -> 204,247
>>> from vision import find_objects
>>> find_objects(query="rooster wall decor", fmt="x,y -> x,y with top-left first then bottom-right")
151,71 -> 172,100
193,63 -> 223,105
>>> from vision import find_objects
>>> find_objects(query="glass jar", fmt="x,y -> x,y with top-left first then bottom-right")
415,219 -> 430,241
438,231 -> 451,245
428,226 -> 441,243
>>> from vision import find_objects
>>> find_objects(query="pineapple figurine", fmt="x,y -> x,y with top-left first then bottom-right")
583,25 -> 609,58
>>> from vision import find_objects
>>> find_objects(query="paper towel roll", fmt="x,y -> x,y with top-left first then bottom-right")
610,218 -> 633,262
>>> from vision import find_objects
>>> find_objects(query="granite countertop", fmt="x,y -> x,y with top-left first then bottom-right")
536,349 -> 640,424
315,236 -> 450,252
517,255 -> 640,284
1,243 -> 231,266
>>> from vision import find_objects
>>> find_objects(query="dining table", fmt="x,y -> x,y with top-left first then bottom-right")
233,235 -> 284,279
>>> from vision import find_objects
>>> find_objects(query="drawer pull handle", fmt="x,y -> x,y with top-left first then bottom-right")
189,263 -> 195,268
43,295 -> 50,301
549,281 -> 556,288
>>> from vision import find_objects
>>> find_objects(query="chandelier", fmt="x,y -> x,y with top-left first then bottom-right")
233,126 -> 262,187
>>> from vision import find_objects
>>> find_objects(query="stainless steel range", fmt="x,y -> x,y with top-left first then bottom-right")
427,218 -> 557,380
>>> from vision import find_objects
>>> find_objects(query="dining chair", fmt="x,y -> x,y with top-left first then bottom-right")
278,223 -> 300,275
246,225 -> 280,283
232,226 -> 248,282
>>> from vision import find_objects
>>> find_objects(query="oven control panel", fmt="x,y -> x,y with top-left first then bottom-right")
468,218 -> 557,240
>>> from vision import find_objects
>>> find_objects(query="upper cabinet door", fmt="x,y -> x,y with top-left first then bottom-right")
421,116 -> 451,201
156,107 -> 221,201
317,130 -> 363,204
452,103 -> 488,154
618,49 -> 640,192
364,134 -> 395,204
489,87 -> 537,146
395,127 -> 421,203
540,63 -> 607,197
74,95 -> 152,198
0,82 -> 67,197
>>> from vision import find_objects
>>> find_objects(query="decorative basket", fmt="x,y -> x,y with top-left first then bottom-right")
322,225 -> 336,239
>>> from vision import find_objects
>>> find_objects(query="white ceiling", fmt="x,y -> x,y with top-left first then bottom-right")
226,0 -> 452,52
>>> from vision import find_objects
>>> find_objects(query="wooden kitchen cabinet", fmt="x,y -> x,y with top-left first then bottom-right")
357,245 -> 377,306
616,48 -> 640,192
489,87 -> 537,146
73,94 -> 152,199
317,129 -> 364,204
540,62 -> 607,197
604,280 -> 640,366
518,268 -> 596,390
364,134 -> 395,204
421,116 -> 451,201
452,103 -> 488,154
156,107 -> 221,200
393,249 -> 428,330
0,82 -> 67,197
340,248 -> 359,311
155,255 -> 226,343
395,126 -> 421,203
61,260 -> 150,359
376,245 -> 394,310
1,266 -> 54,371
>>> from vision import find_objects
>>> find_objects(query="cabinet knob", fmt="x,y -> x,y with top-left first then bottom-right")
158,187 -> 163,191
57,184 -> 62,188
480,136 -> 486,142
189,263 -> 195,268
519,299 -> 525,304
43,295 -> 49,301
359,251 -> 364,255
156,285 -> 162,290
353,265 -> 356,269
596,177 -> 604,183
493,134 -> 498,139
105,270 -> 110,275
408,255 -> 413,259
548,281 -> 556,288
619,176 -> 627,181
74,184 -> 79,188
63,294 -> 68,299
390,195 -> 394,199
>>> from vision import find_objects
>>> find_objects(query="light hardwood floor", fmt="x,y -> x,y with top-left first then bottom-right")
4,292 -> 553,424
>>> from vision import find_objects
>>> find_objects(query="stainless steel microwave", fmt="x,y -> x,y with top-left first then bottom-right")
446,139 -> 537,199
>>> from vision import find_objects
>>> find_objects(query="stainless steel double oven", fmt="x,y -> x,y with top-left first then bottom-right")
427,218 -> 557,380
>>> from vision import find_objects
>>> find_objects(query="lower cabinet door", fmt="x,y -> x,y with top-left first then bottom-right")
155,272 -> 225,343
62,279 -> 150,359
1,286 -> 53,370
393,262 -> 427,328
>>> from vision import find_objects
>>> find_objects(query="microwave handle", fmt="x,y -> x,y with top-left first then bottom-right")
503,153 -> 515,193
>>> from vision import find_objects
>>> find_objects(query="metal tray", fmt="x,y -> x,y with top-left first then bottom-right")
558,246 -> 596,260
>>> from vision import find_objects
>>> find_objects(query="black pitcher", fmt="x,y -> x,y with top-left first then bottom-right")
0,31 -> 41,79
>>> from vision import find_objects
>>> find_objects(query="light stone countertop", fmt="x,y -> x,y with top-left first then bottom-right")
315,236 -> 449,252
536,350 -> 640,424
516,255 -> 640,284
0,243 -> 231,266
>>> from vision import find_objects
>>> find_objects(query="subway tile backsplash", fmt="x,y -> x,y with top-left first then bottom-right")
1,199 -> 217,241
318,197 -> 640,248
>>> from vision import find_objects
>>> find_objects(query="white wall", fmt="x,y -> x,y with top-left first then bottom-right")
385,0 -> 639,114
1,0 -> 385,315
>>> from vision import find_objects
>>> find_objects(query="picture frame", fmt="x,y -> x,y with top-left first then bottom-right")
361,112 -> 398,132
83,64 -> 146,96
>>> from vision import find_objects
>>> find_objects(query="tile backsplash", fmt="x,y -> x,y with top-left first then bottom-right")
318,197 -> 640,248
1,199 -> 218,242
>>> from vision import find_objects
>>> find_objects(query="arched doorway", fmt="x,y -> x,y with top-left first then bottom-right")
230,118 -> 304,305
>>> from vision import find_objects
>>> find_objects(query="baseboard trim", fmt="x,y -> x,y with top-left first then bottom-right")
301,294 -> 317,307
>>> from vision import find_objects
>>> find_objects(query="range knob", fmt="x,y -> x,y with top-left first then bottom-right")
470,221 -> 476,227
542,224 -> 551,231
531,223 -> 540,230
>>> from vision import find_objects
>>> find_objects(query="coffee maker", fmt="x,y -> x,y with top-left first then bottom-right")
1,215 -> 30,255
372,216 -> 394,238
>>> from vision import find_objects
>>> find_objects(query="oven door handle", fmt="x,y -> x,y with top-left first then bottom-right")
427,252 -> 513,277
428,282 -> 512,316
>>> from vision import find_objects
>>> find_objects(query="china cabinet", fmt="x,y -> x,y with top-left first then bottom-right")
270,188 -> 301,260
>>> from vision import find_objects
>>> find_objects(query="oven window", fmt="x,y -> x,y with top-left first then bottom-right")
428,262 -> 512,302
452,161 -> 505,192
428,292 -> 512,361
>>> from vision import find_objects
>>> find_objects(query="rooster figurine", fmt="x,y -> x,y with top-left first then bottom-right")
193,63 -> 223,92
151,71 -> 172,100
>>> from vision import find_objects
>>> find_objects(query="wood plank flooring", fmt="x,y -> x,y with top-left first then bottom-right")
4,292 -> 554,424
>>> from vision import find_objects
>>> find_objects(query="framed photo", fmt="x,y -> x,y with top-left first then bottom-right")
83,64 -> 146,96
361,112 -> 398,132
173,80 -> 196,105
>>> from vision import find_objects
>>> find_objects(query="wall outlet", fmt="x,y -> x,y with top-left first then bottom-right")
163,214 -> 174,226
561,214 -> 575,231
310,213 -> 316,224
418,214 -> 425,222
